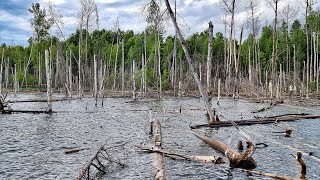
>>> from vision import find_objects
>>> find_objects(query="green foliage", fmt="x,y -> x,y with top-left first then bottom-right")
29,3 -> 53,43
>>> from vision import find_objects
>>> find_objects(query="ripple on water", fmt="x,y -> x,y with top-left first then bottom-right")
0,94 -> 320,179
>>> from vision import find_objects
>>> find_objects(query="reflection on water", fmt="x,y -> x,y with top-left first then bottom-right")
0,93 -> 320,179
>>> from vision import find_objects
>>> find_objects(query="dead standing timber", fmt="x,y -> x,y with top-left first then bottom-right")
190,114 -> 320,129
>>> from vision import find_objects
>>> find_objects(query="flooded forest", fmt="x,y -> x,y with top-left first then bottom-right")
1,0 -> 320,179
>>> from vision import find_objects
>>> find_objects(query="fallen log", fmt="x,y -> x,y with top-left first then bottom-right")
0,109 -> 55,114
151,120 -> 166,180
190,114 -> 320,129
8,97 -> 75,103
191,129 -> 256,169
139,145 -> 224,164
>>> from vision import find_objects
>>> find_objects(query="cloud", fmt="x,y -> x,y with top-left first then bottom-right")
0,0 -> 319,46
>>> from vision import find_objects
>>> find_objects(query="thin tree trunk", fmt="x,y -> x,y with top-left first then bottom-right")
165,0 -> 215,122
78,30 -> 82,97
69,50 -> 72,97
113,32 -> 119,90
158,31 -> 162,98
132,59 -> 136,100
207,21 -> 214,94
38,52 -> 41,90
5,57 -> 9,89
0,48 -> 3,94
121,37 -> 125,95
14,64 -> 17,96
45,50 -> 52,112
94,55 -> 97,106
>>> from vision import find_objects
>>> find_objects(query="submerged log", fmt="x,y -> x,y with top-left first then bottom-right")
191,130 -> 256,169
190,114 -> 320,129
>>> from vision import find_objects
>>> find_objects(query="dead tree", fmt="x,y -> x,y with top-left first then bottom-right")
164,0 -> 215,122
191,129 -> 256,169
207,21 -> 214,103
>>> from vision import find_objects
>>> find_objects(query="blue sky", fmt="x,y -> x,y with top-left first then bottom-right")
0,0 -> 317,46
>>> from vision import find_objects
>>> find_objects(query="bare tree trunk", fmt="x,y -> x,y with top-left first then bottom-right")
173,1 -> 177,96
94,55 -> 97,106
293,44 -> 297,94
207,21 -> 214,94
69,50 -> 72,97
121,37 -> 125,95
113,30 -> 119,90
165,0 -> 215,122
144,32 -> 147,96
132,59 -> 136,100
158,31 -> 162,98
14,64 -> 17,96
45,50 -> 52,112
78,29 -> 82,97
5,57 -> 9,90
38,52 -> 41,90
0,48 -> 3,94
55,50 -> 59,88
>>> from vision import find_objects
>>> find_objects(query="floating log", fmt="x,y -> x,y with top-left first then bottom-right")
191,129 -> 256,169
139,146 -> 224,164
151,120 -> 166,180
190,114 -> 320,129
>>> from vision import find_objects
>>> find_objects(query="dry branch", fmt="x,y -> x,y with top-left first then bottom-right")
76,144 -> 126,180
251,100 -> 284,113
191,129 -> 256,169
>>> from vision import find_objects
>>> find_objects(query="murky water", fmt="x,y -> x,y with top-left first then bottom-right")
0,93 -> 320,179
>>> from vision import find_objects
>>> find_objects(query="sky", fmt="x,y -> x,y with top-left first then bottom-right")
0,0 -> 318,46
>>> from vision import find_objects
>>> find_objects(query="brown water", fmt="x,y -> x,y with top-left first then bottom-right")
0,93 -> 320,179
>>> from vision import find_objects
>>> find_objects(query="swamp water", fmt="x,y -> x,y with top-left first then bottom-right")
0,93 -> 320,179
